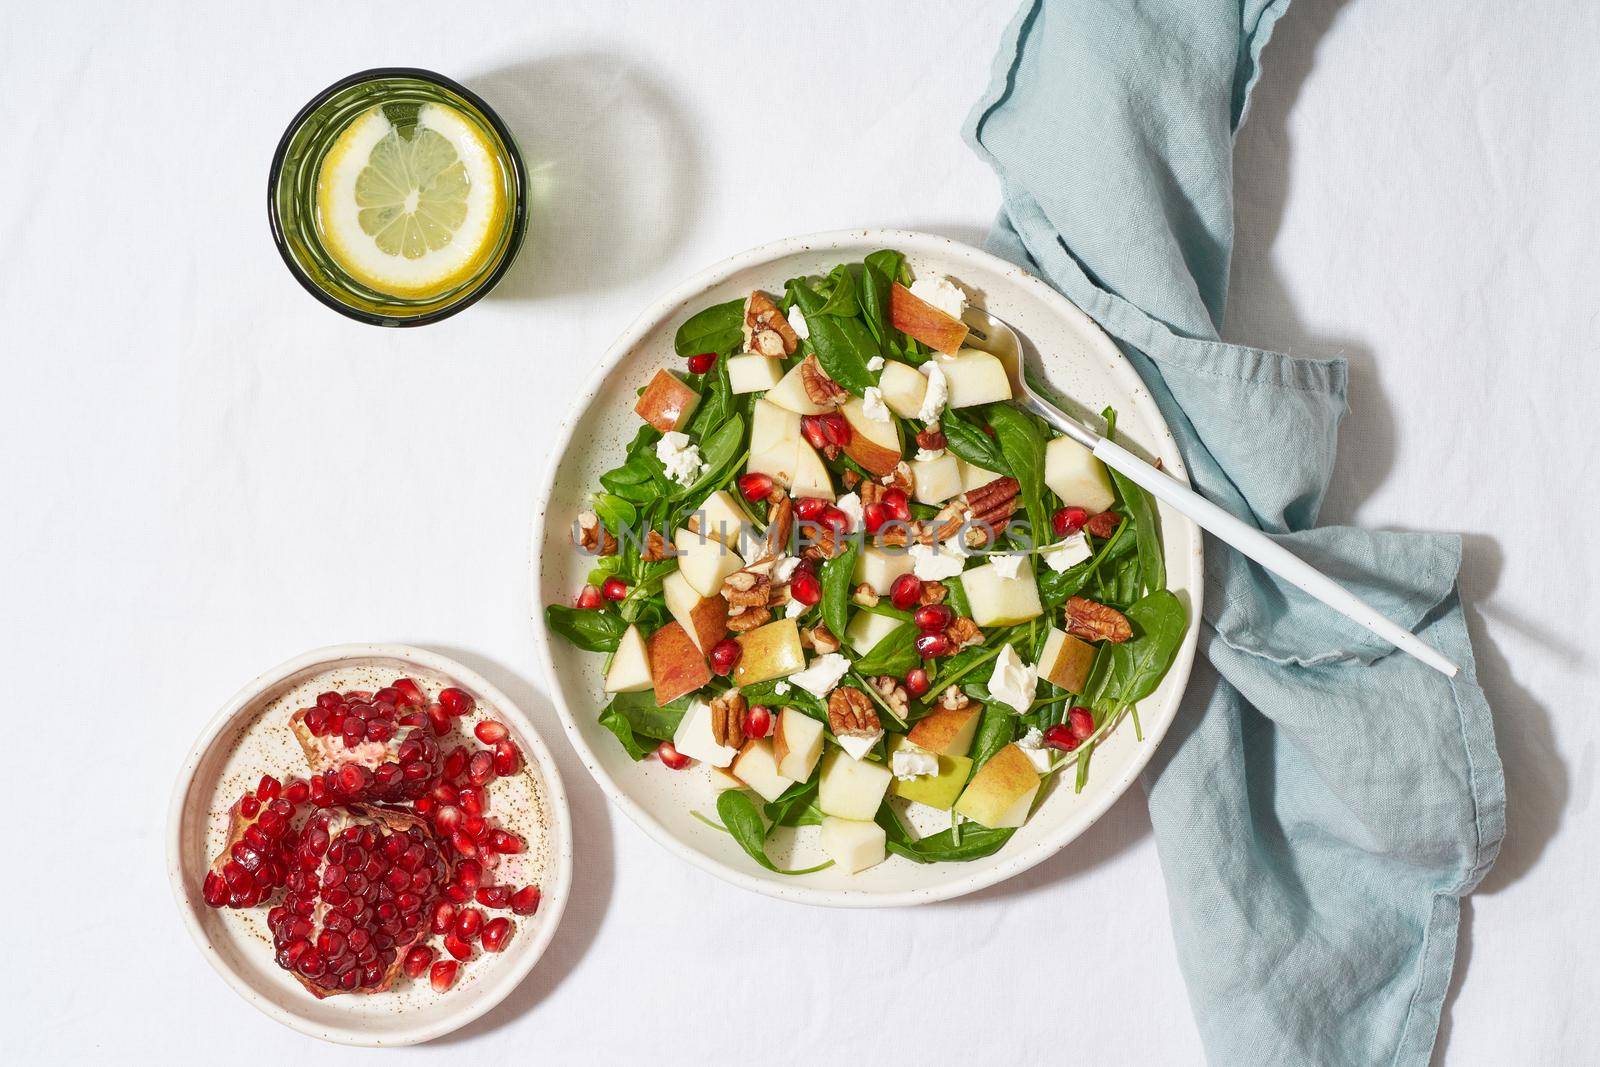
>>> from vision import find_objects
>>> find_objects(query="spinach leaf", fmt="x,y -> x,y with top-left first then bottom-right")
597,691 -> 689,760
672,415 -> 744,502
875,805 -> 1016,863
1084,590 -> 1187,714
813,264 -> 859,317
852,620 -> 919,676
687,354 -> 734,438
590,492 -> 637,532
967,703 -> 1016,775
764,780 -> 824,827
864,249 -> 909,286
1037,518 -> 1134,607
740,679 -> 827,722
1099,406 -> 1165,595
545,605 -> 627,652
819,539 -> 860,641
941,408 -> 1006,471
986,404 -> 1049,540
790,281 -> 878,393
674,298 -> 743,357
597,706 -> 654,760
703,791 -> 833,875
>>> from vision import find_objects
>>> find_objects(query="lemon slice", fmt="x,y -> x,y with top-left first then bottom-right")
316,104 -> 506,299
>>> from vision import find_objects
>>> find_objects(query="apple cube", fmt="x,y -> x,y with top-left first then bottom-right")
941,349 -> 1012,408
889,282 -> 969,355
852,545 -> 916,594
905,703 -> 981,757
634,369 -> 701,432
763,358 -> 833,415
751,397 -> 801,457
727,354 -> 784,394
1038,626 -> 1096,694
911,452 -> 962,504
957,457 -> 1005,493
818,816 -> 888,874
954,743 -> 1041,829
1044,435 -> 1117,513
840,396 -> 902,478
887,736 -> 973,810
674,527 -> 744,598
773,707 -> 825,781
731,618 -> 806,686
662,570 -> 727,650
789,438 -> 836,500
876,360 -> 928,419
603,623 -> 652,694
747,439 -> 799,488
707,764 -> 746,792
672,699 -> 738,768
818,748 -> 893,820
844,610 -> 903,656
962,556 -> 1044,627
689,489 -> 751,551
729,738 -> 795,803
648,622 -> 712,705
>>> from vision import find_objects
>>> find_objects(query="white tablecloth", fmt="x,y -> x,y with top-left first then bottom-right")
4,2 -> 1593,1063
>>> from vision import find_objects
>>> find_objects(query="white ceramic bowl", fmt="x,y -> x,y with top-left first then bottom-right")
167,644 -> 572,1045
532,230 -> 1201,907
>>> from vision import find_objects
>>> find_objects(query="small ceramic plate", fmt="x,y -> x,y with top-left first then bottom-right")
168,644 -> 572,1046
531,230 -> 1202,907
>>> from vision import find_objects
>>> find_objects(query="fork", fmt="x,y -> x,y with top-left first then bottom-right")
962,307 -> 1460,678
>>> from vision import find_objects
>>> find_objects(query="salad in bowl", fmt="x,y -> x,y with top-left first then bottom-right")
543,249 -> 1189,878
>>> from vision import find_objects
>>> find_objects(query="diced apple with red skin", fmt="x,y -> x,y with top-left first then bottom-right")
954,744 -> 1041,829
647,621 -> 712,705
1038,626 -> 1096,694
905,703 -> 981,757
634,369 -> 701,432
941,349 -> 1012,408
663,570 -> 727,650
839,397 -> 902,478
731,618 -> 805,686
773,708 -> 824,781
889,282 -> 969,355
603,624 -> 652,693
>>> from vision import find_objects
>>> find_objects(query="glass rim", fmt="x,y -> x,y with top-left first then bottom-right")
266,66 -> 528,328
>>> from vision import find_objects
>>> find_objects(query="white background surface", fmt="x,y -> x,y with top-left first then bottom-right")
1,1 -> 1593,1063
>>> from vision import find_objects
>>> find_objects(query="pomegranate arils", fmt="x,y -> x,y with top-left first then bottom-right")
391,678 -> 425,707
257,775 -> 281,801
493,740 -> 521,777
403,945 -> 435,979
474,720 -> 509,745
489,830 -> 525,855
444,932 -> 473,961
601,576 -> 629,602
913,604 -> 953,632
890,573 -> 924,611
800,415 -> 829,450
455,908 -> 484,941
481,917 -> 514,952
574,584 -> 605,609
203,871 -> 229,907
438,687 -> 475,717
914,631 -> 951,658
431,900 -> 456,935
467,751 -> 496,787
793,496 -> 830,521
738,471 -> 774,503
790,571 -> 822,606
708,638 -> 742,676
1052,505 -> 1089,536
1067,706 -> 1095,741
904,667 -> 931,697
881,487 -> 911,521
458,787 -> 485,818
430,960 -> 458,992
656,740 -> 690,769
476,885 -> 512,909
511,885 -> 542,915
862,502 -> 889,534
284,778 -> 311,804
742,703 -> 772,739
239,794 -> 260,819
1042,723 -> 1080,753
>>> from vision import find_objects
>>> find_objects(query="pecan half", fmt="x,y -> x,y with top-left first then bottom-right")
937,685 -> 973,712
883,461 -> 914,494
1084,511 -> 1122,539
726,606 -> 772,632
801,624 -> 841,655
722,568 -> 772,611
858,480 -> 884,508
575,511 -> 617,556
915,425 -> 947,453
744,291 -> 799,356
710,692 -> 747,749
762,493 -> 793,562
954,477 -> 1021,547
945,616 -> 983,650
828,687 -> 880,739
641,529 -> 668,562
800,355 -> 847,408
799,524 -> 843,561
840,469 -> 863,491
1064,595 -> 1133,643
851,582 -> 880,607
918,581 -> 948,606
868,676 -> 909,721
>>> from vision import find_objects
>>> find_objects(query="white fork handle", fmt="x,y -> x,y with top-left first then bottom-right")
1092,437 -> 1460,678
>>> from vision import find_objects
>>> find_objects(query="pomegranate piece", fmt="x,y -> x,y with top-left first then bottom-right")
476,885 -> 512,909
488,830 -> 525,855
481,917 -> 514,953
438,687 -> 475,717
391,678 -> 425,707
904,667 -> 931,698
708,638 -> 742,677
474,720 -> 510,745
443,932 -> 473,962
890,573 -> 924,611
742,703 -> 772,740
881,487 -> 911,522
738,471 -> 773,504
1052,505 -> 1089,537
862,502 -> 888,534
455,907 -> 484,941
510,885 -> 542,916
687,351 -> 717,375
257,775 -> 281,801
458,786 -> 485,818
800,415 -> 829,451
430,960 -> 459,992
817,506 -> 850,536
656,741 -> 690,769
467,751 -> 496,787
601,576 -> 629,602
913,603 -> 953,632
803,412 -> 850,447
430,899 -> 457,935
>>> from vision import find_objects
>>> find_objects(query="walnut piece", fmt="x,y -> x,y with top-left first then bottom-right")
802,624 -> 841,655
915,425 -> 947,453
828,687 -> 880,739
945,616 -> 983,650
1064,595 -> 1133,643
710,692 -> 747,748
851,583 -> 880,608
575,511 -> 617,556
799,356 -> 848,408
918,581 -> 948,606
868,676 -> 909,721
744,290 -> 799,356
937,686 -> 973,712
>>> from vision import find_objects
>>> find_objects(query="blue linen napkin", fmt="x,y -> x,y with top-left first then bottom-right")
965,3 -> 1505,1063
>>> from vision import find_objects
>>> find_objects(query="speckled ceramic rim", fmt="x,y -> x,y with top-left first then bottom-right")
165,643 -> 572,1045
530,229 -> 1203,908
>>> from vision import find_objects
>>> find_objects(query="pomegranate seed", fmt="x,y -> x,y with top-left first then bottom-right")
742,703 -> 772,739
601,576 -> 629,601
459,787 -> 485,817
1052,505 -> 1090,536
316,691 -> 343,710
373,686 -> 401,706
1068,706 -> 1095,741
477,885 -> 512,909
468,751 -> 496,787
474,720 -> 509,745
800,416 -> 829,450
203,871 -> 229,907
890,573 -> 924,611
430,960 -> 459,991
817,412 -> 851,446
452,831 -> 478,858
708,638 -> 742,676
904,667 -> 931,697
817,505 -> 850,535
427,704 -> 452,736
511,885 -> 542,915
862,502 -> 889,534
493,739 -> 521,776
439,687 -> 475,717
456,859 -> 482,889
443,747 -> 468,780
574,584 -> 604,609
657,741 -> 690,769
431,900 -> 456,935
914,631 -> 951,658
1042,723 -> 1080,753
913,604 -> 953,632
239,794 -> 260,819
881,487 -> 911,521
455,908 -> 484,941
489,830 -> 525,855
284,778 -> 311,804
256,775 -> 281,801
790,571 -> 822,606
304,706 -> 330,736
481,917 -> 514,952
391,678 -> 425,706
687,351 -> 717,374
435,805 -> 464,833
444,933 -> 473,961
793,496 -> 830,521
402,945 -> 434,979
738,471 -> 774,503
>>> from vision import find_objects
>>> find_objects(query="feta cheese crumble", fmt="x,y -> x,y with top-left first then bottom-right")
1041,532 -> 1092,573
790,652 -> 850,698
786,304 -> 810,340
1016,726 -> 1054,772
773,681 -> 791,695
909,540 -> 966,581
861,387 -> 892,423
785,596 -> 808,618
908,274 -> 967,320
867,355 -> 885,371
834,492 -> 864,533
988,644 -> 1038,715
891,747 -> 940,780
772,555 -> 801,583
917,360 -> 948,423
837,730 -> 883,761
989,553 -> 1025,581
655,431 -> 707,487
914,447 -> 946,462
